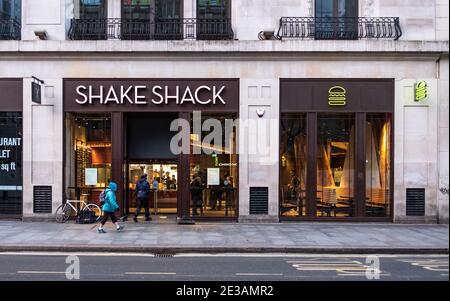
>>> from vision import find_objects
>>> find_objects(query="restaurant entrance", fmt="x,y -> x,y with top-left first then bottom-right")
125,112 -> 179,221
127,161 -> 178,218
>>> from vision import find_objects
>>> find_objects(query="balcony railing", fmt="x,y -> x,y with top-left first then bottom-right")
0,19 -> 21,40
68,18 -> 234,41
276,17 -> 402,40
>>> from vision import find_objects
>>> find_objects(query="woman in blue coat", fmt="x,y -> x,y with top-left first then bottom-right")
98,182 -> 124,233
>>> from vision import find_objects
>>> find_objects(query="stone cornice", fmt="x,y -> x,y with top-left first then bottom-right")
0,40 -> 448,55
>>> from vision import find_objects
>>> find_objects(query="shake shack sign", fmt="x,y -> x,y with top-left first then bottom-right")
64,79 -> 239,112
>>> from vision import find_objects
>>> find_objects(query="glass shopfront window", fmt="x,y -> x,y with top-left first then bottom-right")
0,112 -> 22,216
65,113 -> 111,205
280,114 -> 307,217
366,113 -> 392,217
317,114 -> 355,217
189,113 -> 238,218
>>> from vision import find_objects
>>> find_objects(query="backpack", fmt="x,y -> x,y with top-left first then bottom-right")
136,181 -> 149,199
99,189 -> 107,206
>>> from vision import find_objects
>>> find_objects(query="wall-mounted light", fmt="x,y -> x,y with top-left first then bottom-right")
256,108 -> 266,118
34,30 -> 48,40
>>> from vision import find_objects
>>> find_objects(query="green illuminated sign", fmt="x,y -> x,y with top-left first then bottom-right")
328,86 -> 347,106
415,80 -> 428,102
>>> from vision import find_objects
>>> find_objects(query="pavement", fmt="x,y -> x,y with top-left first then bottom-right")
0,220 -> 448,254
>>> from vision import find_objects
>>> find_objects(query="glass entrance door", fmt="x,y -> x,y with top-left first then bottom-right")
127,162 -> 178,217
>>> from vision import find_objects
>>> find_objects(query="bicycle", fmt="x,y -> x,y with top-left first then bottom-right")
55,200 -> 102,223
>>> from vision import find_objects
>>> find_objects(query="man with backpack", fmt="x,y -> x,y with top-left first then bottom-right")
134,174 -> 152,222
98,181 -> 124,233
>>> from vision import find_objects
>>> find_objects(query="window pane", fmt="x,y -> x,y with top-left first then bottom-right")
0,0 -> 21,21
65,114 -> 111,206
280,114 -> 307,217
315,0 -> 333,18
122,0 -> 152,20
198,0 -> 230,19
189,114 -> 238,218
157,0 -> 182,18
366,113 -> 392,217
315,0 -> 358,40
317,114 -> 355,217
75,0 -> 106,19
338,0 -> 357,18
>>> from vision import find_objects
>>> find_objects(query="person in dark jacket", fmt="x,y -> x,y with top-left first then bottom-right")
98,182 -> 124,233
190,174 -> 204,216
134,174 -> 152,222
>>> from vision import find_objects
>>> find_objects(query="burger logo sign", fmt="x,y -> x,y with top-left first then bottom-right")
328,86 -> 347,106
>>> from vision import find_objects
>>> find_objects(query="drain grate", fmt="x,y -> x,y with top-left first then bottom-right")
154,253 -> 175,258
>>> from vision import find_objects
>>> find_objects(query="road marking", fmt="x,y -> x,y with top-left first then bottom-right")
17,271 -> 65,274
125,272 -> 177,275
288,259 -> 390,277
399,259 -> 449,272
235,273 -> 283,276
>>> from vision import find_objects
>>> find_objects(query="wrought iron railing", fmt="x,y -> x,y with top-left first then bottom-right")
68,18 -> 234,40
0,19 -> 21,40
276,17 -> 402,40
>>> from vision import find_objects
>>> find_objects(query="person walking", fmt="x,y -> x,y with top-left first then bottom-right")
98,182 -> 124,233
134,174 -> 152,222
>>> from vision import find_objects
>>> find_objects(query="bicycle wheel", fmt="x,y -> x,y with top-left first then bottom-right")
55,204 -> 72,223
84,204 -> 103,222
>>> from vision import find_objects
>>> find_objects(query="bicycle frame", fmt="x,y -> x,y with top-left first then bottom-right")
64,200 -> 89,214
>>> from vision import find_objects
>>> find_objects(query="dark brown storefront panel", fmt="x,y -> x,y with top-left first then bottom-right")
63,79 -> 239,113
0,79 -> 23,111
280,78 -> 394,221
280,79 -> 394,113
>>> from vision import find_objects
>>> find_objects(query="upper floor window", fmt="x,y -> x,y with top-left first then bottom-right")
74,0 -> 107,20
0,0 -> 21,21
121,0 -> 182,20
315,0 -> 358,40
156,0 -> 182,19
197,0 -> 230,20
0,0 -> 21,40
122,0 -> 152,20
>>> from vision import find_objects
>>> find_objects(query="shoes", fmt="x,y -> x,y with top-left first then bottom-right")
145,217 -> 152,221
133,217 -> 138,223
97,228 -> 107,234
117,225 -> 124,232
